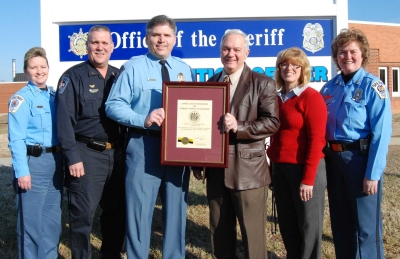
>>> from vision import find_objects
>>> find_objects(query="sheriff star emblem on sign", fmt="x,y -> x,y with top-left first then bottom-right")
302,23 -> 324,54
68,28 -> 89,59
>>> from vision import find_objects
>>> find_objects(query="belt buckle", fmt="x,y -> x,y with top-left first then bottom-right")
331,143 -> 344,152
105,142 -> 113,149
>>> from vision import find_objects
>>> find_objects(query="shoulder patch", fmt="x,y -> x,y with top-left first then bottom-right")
9,95 -> 25,113
371,80 -> 387,99
58,76 -> 70,94
114,65 -> 125,83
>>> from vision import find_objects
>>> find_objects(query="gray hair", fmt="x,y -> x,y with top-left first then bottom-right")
87,25 -> 112,42
220,29 -> 250,51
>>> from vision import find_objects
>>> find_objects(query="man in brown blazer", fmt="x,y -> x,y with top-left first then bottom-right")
193,29 -> 279,259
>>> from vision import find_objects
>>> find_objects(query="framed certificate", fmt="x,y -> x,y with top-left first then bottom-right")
161,82 -> 230,168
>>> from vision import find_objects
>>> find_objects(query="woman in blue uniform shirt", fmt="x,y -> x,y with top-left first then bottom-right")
8,47 -> 63,259
320,29 -> 391,259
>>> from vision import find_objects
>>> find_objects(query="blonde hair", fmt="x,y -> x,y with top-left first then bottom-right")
23,47 -> 48,70
274,47 -> 311,93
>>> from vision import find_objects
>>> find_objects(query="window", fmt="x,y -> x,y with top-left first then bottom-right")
393,68 -> 400,97
379,67 -> 387,85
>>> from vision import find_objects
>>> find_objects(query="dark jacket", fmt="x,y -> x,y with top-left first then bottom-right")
208,64 -> 279,190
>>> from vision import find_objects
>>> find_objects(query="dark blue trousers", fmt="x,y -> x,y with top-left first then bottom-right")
65,142 -> 126,259
324,148 -> 384,259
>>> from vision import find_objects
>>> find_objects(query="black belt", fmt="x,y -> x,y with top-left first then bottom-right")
326,140 -> 367,152
75,135 -> 116,150
129,128 -> 161,138
26,145 -> 62,157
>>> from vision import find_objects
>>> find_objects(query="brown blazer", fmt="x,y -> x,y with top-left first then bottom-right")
207,64 -> 280,190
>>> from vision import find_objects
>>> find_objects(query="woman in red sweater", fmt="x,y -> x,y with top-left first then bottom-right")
267,47 -> 327,259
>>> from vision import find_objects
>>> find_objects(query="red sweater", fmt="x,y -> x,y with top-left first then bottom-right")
267,87 -> 327,185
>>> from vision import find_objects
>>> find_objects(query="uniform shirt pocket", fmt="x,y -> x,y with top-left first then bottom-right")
81,91 -> 103,117
30,104 -> 51,129
141,81 -> 162,110
343,95 -> 367,128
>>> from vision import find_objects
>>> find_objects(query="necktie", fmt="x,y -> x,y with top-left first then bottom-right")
224,75 -> 230,83
160,60 -> 170,82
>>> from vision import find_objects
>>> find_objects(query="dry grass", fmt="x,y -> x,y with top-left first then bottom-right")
0,113 -> 400,258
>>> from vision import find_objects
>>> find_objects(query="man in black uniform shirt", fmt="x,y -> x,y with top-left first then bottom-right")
56,25 -> 125,259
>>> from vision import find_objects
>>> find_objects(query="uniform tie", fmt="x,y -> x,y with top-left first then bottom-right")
160,60 -> 170,82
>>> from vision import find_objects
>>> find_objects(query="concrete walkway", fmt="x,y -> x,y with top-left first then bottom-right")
390,137 -> 400,145
0,156 -> 11,167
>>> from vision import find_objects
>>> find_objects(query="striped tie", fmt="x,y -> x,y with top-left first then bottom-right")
224,75 -> 230,83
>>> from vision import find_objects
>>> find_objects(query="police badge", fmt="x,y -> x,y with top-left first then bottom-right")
177,73 -> 185,82
68,28 -> 89,59
303,23 -> 324,54
353,88 -> 363,102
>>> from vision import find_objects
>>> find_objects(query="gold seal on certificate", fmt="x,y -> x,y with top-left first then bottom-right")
181,137 -> 189,144
176,100 -> 212,149
177,136 -> 194,145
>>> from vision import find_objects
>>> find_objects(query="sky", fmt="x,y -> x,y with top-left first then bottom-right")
1,0 -> 400,82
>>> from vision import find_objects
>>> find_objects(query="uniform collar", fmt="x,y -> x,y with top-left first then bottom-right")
86,60 -> 114,79
147,52 -> 172,68
27,81 -> 48,96
335,68 -> 365,87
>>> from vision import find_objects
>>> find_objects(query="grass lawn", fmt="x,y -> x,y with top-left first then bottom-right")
0,113 -> 399,258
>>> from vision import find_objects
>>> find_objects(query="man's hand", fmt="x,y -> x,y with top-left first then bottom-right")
363,177 -> 378,195
69,162 -> 85,178
18,175 -> 31,190
144,108 -> 165,127
224,113 -> 238,133
300,183 -> 313,201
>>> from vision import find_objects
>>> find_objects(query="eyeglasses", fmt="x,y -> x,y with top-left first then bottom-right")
279,63 -> 301,69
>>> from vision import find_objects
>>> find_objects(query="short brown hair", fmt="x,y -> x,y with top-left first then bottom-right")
274,47 -> 311,92
331,28 -> 370,71
87,25 -> 112,42
23,47 -> 48,70
146,15 -> 177,35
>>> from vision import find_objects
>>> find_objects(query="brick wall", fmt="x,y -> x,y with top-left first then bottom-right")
349,23 -> 400,113
0,82 -> 28,113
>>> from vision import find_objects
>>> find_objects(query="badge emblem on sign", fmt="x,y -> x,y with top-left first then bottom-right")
303,23 -> 324,54
68,28 -> 89,59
